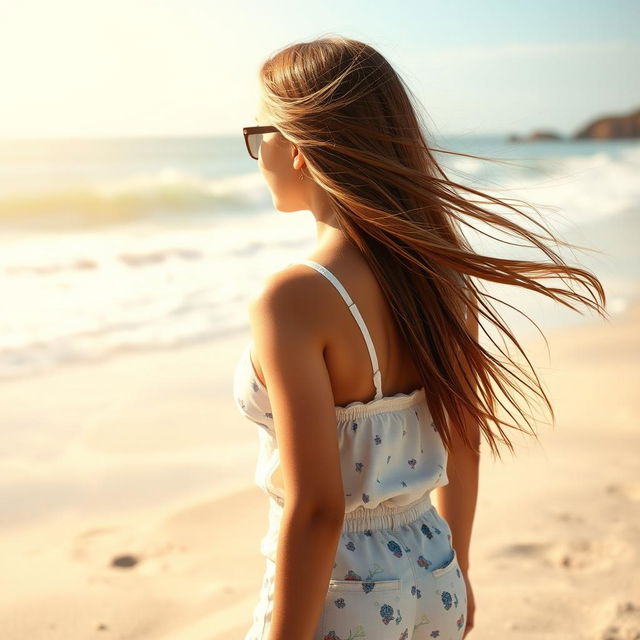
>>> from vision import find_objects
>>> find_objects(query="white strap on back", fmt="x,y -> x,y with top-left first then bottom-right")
296,260 -> 383,400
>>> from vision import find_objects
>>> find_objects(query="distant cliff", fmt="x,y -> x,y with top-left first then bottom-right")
507,105 -> 640,142
508,130 -> 563,143
573,107 -> 640,140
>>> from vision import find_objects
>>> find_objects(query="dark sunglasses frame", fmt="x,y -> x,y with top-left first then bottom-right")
243,125 -> 280,160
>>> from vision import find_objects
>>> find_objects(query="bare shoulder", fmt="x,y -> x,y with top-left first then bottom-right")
247,263 -> 333,343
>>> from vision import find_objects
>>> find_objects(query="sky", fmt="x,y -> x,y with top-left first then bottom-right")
0,0 -> 638,139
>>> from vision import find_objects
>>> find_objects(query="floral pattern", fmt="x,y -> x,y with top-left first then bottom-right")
233,277 -> 466,639
235,336 -> 466,640
315,521 -> 467,640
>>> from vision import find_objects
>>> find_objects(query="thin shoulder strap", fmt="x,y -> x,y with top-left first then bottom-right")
295,260 -> 383,400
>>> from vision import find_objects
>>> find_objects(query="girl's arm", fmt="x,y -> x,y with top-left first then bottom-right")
433,430 -> 479,574
249,267 -> 347,640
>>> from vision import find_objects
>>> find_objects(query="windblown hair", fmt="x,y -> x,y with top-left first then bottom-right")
258,35 -> 608,460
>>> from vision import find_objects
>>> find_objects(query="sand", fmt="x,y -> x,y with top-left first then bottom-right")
0,303 -> 638,640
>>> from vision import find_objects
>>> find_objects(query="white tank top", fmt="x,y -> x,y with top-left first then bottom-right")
233,260 -> 449,512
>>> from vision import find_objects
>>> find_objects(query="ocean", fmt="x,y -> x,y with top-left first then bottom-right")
0,133 -> 638,380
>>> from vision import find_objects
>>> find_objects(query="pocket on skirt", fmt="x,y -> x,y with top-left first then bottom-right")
431,547 -> 459,578
318,578 -> 409,640
327,577 -> 401,593
427,547 -> 467,634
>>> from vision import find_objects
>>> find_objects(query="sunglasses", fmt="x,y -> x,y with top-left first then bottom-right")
243,125 -> 280,160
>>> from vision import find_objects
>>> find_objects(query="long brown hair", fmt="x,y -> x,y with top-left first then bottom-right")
257,35 -> 608,460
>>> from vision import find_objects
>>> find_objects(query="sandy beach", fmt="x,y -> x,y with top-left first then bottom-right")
1,302 -> 638,640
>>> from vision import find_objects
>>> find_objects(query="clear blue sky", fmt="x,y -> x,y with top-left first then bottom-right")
1,0 -> 638,138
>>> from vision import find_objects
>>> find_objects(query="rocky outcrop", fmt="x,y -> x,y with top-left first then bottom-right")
506,105 -> 640,143
573,107 -> 640,140
508,130 -> 563,143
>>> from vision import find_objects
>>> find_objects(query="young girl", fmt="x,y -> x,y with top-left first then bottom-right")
234,36 -> 606,640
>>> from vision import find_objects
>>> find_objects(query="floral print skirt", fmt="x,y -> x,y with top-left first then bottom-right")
244,492 -> 467,640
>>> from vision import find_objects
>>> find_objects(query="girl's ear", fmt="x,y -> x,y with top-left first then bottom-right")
293,151 -> 305,171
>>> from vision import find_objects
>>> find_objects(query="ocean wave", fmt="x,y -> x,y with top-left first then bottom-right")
0,169 -> 269,227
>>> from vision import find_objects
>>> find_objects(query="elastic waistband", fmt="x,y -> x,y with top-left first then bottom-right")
341,492 -> 434,532
268,492 -> 434,533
